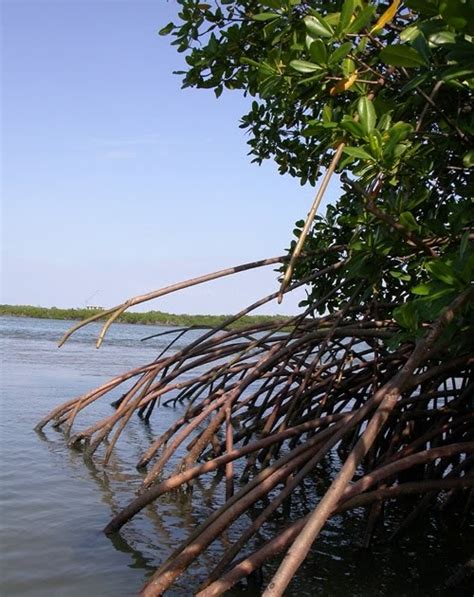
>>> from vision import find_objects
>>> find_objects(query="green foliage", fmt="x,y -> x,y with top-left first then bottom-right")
162,0 -> 473,351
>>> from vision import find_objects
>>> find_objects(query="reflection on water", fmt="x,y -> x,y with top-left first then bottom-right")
0,316 -> 472,596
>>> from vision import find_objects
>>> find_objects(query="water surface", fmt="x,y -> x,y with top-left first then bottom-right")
1,316 -> 472,596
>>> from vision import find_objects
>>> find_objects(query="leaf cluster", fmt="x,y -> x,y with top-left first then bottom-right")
162,0 -> 473,350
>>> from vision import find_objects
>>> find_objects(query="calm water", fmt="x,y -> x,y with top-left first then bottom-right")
0,316 -> 472,596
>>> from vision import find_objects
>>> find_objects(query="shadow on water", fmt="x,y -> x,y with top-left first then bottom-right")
108,530 -> 157,573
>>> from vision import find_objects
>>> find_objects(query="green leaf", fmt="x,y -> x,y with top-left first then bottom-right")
411,283 -> 431,295
259,0 -> 283,8
289,59 -> 322,73
461,253 -> 474,284
343,146 -> 375,161
439,0 -> 474,33
446,42 -> 474,62
240,57 -> 263,68
426,261 -> 457,286
399,211 -> 420,232
389,122 -> 413,142
384,122 -> 413,157
440,63 -> 474,82
389,270 -> 411,281
252,13 -> 281,21
460,231 -> 470,258
260,61 -> 278,75
347,5 -> 375,34
377,113 -> 392,131
322,103 -> 332,123
400,72 -> 429,94
259,74 -> 280,96
367,131 -> 382,158
345,252 -> 373,278
400,25 -> 420,43
428,31 -> 456,46
328,42 -> 353,66
463,149 -> 474,167
323,12 -> 341,27
337,0 -> 355,36
393,302 -> 419,331
296,72 -> 325,87
304,15 -> 333,38
357,96 -> 376,135
309,39 -> 327,64
405,0 -> 438,17
413,34 -> 431,64
342,57 -> 356,77
158,22 -> 174,36
417,289 -> 457,320
340,118 -> 365,139
380,44 -> 426,67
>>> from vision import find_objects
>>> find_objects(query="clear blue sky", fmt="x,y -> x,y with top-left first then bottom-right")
1,0 -> 339,315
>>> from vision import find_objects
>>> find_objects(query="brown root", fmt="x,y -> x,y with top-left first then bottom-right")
37,260 -> 474,596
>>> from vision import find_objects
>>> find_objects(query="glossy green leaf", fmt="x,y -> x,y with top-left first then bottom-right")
343,146 -> 375,161
400,25 -> 420,42
340,119 -> 366,139
322,103 -> 332,123
289,59 -> 322,73
357,96 -> 376,135
240,57 -> 262,68
393,302 -> 419,331
304,15 -> 333,38
400,72 -> 429,94
412,283 -> 431,294
252,13 -> 281,21
441,63 -> 474,81
428,30 -> 456,46
159,22 -> 174,36
390,270 -> 412,281
399,211 -> 419,232
337,0 -> 355,35
328,42 -> 353,66
346,5 -> 376,33
426,261 -> 458,286
342,57 -> 356,77
380,44 -> 426,67
309,39 -> 327,64
413,34 -> 431,64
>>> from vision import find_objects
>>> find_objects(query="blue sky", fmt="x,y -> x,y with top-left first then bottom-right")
1,0 -> 339,315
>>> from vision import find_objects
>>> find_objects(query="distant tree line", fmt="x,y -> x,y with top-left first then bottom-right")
0,304 -> 288,329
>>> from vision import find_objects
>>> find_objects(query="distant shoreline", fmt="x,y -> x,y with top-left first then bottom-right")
0,304 -> 289,329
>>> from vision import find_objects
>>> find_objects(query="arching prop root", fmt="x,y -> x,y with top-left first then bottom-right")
37,259 -> 474,596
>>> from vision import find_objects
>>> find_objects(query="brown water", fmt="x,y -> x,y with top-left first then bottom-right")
0,316 -> 472,596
